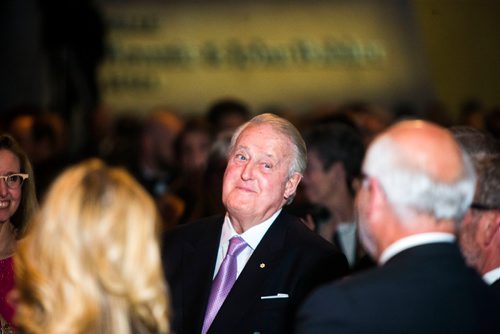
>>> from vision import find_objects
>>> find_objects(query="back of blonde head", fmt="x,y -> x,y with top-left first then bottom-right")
15,159 -> 170,334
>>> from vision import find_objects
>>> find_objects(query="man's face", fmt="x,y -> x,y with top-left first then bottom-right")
222,124 -> 299,223
153,124 -> 181,168
459,209 -> 483,269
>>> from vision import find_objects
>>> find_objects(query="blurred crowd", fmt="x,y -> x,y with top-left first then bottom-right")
0,95 -> 499,333
1,2 -> 499,332
1,97 -> 499,232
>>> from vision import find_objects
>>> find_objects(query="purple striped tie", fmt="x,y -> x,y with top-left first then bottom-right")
202,236 -> 248,334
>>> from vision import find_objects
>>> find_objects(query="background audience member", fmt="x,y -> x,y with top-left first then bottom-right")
6,114 -> 35,158
187,130 -> 234,222
133,107 -> 185,198
459,156 -> 500,291
301,122 -> 374,272
338,102 -> 391,146
422,99 -> 454,127
484,107 -> 500,140
451,126 -> 500,290
296,120 -> 499,334
26,112 -> 70,199
0,134 -> 38,331
175,118 -> 213,177
206,98 -> 251,136
14,159 -> 170,334
7,111 -> 70,200
99,113 -> 143,173
132,108 -> 186,229
458,99 -> 486,130
171,118 -> 214,225
451,126 -> 500,160
163,113 -> 347,334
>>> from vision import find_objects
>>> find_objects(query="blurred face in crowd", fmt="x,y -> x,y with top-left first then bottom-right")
0,149 -> 22,224
153,123 -> 182,168
218,113 -> 248,133
303,150 -> 335,206
180,129 -> 211,173
222,124 -> 301,224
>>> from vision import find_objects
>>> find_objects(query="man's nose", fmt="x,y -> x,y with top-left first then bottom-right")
241,162 -> 254,180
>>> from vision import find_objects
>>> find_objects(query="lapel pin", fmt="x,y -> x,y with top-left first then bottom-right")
260,263 -> 266,269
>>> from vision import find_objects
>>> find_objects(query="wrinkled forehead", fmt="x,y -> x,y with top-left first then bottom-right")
236,124 -> 292,156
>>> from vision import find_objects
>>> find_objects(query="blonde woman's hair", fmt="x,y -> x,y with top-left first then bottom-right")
15,159 -> 170,334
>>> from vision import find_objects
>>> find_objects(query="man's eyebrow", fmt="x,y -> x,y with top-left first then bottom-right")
233,145 -> 279,161
234,145 -> 249,152
264,153 -> 276,159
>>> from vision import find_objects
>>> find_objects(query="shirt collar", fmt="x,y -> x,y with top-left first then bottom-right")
337,222 -> 357,235
380,232 -> 456,265
221,209 -> 282,251
483,267 -> 500,285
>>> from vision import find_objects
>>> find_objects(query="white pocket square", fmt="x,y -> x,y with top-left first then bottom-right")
260,293 -> 289,299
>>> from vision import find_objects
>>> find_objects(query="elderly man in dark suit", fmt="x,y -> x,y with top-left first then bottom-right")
295,120 -> 499,334
162,113 -> 348,334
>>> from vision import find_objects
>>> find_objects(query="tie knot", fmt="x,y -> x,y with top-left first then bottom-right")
227,236 -> 247,257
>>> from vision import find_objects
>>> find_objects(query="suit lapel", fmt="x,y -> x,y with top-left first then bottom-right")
181,218 -> 224,333
209,212 -> 290,332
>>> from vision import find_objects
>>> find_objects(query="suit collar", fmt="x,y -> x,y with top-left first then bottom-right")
380,232 -> 455,264
223,209 -> 281,251
384,241 -> 461,267
180,217 -> 224,333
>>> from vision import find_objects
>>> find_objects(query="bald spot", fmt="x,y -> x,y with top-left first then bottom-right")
380,120 -> 464,183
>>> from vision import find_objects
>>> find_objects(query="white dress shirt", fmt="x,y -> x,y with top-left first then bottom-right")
336,222 -> 357,267
213,209 -> 281,279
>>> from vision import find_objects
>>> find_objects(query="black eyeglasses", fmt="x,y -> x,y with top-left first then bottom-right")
470,202 -> 498,211
0,173 -> 29,189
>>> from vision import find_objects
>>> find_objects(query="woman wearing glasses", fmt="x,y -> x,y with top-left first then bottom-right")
0,134 -> 38,332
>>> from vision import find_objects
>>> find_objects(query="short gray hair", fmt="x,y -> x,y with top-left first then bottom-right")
229,113 -> 307,178
473,155 -> 500,210
363,136 -> 476,223
451,126 -> 500,161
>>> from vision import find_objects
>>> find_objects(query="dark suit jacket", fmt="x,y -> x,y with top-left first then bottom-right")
491,277 -> 500,299
162,211 -> 348,334
295,242 -> 500,334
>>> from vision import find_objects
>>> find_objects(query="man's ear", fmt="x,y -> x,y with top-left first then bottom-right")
284,172 -> 302,200
366,178 -> 387,224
